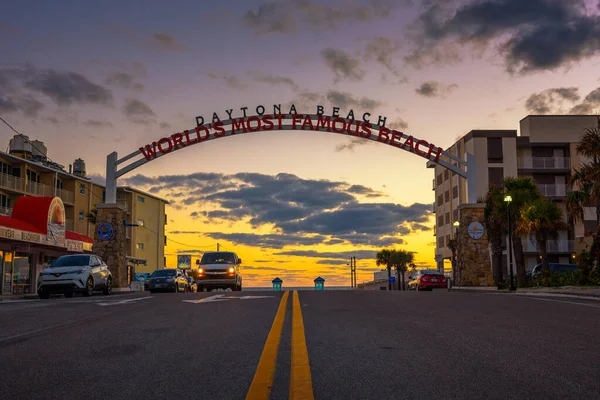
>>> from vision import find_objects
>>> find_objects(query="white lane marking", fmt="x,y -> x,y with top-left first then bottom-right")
182,294 -> 274,304
514,296 -> 600,308
95,296 -> 153,306
486,292 -> 600,302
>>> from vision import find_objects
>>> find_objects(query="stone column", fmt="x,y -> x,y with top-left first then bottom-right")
92,203 -> 128,289
456,204 -> 494,286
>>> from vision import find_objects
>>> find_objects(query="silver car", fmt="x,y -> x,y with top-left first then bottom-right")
38,254 -> 112,298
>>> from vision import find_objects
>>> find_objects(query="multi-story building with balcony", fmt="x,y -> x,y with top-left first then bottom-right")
430,115 -> 599,277
0,135 -> 168,295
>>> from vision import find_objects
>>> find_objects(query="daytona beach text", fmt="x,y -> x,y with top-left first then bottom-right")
138,107 -> 443,163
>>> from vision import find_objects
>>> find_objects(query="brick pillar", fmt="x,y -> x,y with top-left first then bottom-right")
456,204 -> 494,286
92,203 -> 127,288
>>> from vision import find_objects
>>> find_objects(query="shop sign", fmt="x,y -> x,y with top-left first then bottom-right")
0,227 -> 16,239
66,240 -> 84,252
97,222 -> 114,241
11,243 -> 31,252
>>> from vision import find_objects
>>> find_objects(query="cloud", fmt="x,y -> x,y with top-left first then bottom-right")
105,71 -> 144,91
45,116 -> 59,125
148,33 -> 184,51
363,36 -> 403,76
243,0 -> 396,35
122,98 -> 156,124
405,0 -> 600,74
248,70 -> 299,90
326,90 -> 383,110
159,122 -> 171,129
84,119 -> 113,128
122,172 -> 430,249
0,94 -> 44,117
415,81 -> 459,97
335,137 -> 369,153
88,173 -> 106,186
207,72 -> 248,90
524,87 -> 581,114
388,118 -> 409,130
273,250 -> 378,260
321,48 -> 366,82
570,87 -> 600,114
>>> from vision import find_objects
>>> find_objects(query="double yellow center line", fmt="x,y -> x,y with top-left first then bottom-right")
246,290 -> 314,400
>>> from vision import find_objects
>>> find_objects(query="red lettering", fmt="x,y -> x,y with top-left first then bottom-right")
157,138 -> 173,153
332,117 -> 346,133
184,130 -> 198,146
171,133 -> 186,149
377,126 -> 390,143
247,116 -> 261,132
275,114 -> 284,129
213,121 -> 225,136
401,135 -> 414,152
196,126 -> 211,140
415,139 -> 428,156
301,115 -> 314,130
360,122 -> 372,138
262,114 -> 274,131
434,146 -> 443,162
390,131 -> 403,147
346,120 -> 361,136
232,118 -> 247,134
139,143 -> 157,161
292,114 -> 303,129
316,116 -> 331,131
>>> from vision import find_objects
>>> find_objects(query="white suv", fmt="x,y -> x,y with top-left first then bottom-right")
37,254 -> 112,298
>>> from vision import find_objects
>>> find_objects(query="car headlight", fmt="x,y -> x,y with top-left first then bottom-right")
167,278 -> 175,282
228,267 -> 235,273
198,268 -> 203,274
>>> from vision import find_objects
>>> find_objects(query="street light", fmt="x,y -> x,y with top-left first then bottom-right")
504,194 -> 516,292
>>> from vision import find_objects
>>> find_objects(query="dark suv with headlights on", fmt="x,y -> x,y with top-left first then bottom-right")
196,251 -> 243,291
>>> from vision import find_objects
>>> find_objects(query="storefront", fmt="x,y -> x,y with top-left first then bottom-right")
0,196 -> 93,295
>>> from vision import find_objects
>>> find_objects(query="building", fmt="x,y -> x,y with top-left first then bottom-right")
430,115 -> 599,278
0,135 -> 168,291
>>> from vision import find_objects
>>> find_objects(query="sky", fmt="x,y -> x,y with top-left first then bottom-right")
2,0 -> 600,286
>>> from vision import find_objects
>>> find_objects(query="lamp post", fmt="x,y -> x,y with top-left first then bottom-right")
452,220 -> 460,284
504,194 -> 516,292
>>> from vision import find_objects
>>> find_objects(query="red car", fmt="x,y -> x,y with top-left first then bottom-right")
408,270 -> 448,291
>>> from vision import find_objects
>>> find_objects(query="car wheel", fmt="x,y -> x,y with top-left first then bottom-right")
149,290 -> 155,294
103,278 -> 112,295
83,276 -> 94,297
64,292 -> 74,298
38,290 -> 51,299
238,284 -> 242,292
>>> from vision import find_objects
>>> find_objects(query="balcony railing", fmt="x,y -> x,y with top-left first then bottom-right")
537,184 -> 570,197
0,206 -> 12,216
0,173 -> 24,192
25,181 -> 54,196
518,157 -> 570,170
523,239 -> 575,253
57,188 -> 74,204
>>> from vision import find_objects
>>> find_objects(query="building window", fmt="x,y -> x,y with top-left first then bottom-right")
137,195 -> 145,203
0,194 -> 10,209
443,169 -> 449,181
437,216 -> 444,227
445,234 -> 451,248
452,186 -> 458,199
436,173 -> 443,186
444,190 -> 450,202
136,243 -> 144,250
438,236 -> 445,248
79,183 -> 85,195
0,161 -> 12,175
488,167 -> 504,188
453,209 -> 459,222
487,138 -> 503,163
78,210 -> 84,221
445,212 -> 450,225
437,194 -> 444,207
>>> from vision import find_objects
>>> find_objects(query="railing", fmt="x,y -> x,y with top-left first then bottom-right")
0,173 -> 24,192
518,157 -> 570,169
537,184 -> 570,197
0,206 -> 12,216
57,188 -> 74,204
523,239 -> 575,253
65,219 -> 74,231
25,181 -> 54,196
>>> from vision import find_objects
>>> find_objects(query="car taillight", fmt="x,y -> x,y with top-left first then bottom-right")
421,276 -> 429,282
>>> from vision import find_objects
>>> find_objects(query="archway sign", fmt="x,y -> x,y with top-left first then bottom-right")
104,104 -> 477,203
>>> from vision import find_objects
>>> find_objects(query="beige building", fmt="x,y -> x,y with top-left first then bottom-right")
0,135 -> 168,274
430,115 -> 599,277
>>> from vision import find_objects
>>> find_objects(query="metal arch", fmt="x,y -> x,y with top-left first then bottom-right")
105,113 -> 470,203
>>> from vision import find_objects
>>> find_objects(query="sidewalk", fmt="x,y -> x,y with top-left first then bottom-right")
451,285 -> 600,299
0,287 -> 138,302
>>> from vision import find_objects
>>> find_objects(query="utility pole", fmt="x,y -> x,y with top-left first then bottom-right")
217,243 -> 220,251
353,256 -> 357,287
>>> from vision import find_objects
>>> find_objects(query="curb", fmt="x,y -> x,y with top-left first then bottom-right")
450,287 -> 600,299
0,288 -> 146,302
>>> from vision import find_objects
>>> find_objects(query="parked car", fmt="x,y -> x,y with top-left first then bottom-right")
147,269 -> 188,293
531,263 -> 579,277
196,251 -> 243,291
407,270 -> 447,291
37,254 -> 112,299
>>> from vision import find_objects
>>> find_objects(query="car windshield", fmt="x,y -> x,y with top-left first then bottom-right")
421,270 -> 443,275
50,255 -> 91,267
200,252 -> 235,264
151,270 -> 177,277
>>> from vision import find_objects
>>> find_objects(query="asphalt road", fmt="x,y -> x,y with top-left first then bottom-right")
0,290 -> 599,400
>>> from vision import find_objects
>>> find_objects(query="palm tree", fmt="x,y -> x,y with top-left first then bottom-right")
376,249 -> 394,290
515,198 -> 568,279
503,177 -> 542,286
566,116 -> 600,269
86,208 -> 97,225
391,249 -> 414,290
482,187 -> 506,285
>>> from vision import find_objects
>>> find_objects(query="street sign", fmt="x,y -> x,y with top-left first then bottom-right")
388,276 -> 396,284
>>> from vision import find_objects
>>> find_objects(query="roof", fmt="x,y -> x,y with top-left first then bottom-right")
117,186 -> 170,204
0,214 -> 44,234
314,276 -> 325,282
272,277 -> 283,283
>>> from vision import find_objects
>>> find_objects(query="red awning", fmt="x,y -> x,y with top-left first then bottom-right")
66,230 -> 94,244
11,196 -> 57,234
0,214 -> 44,234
